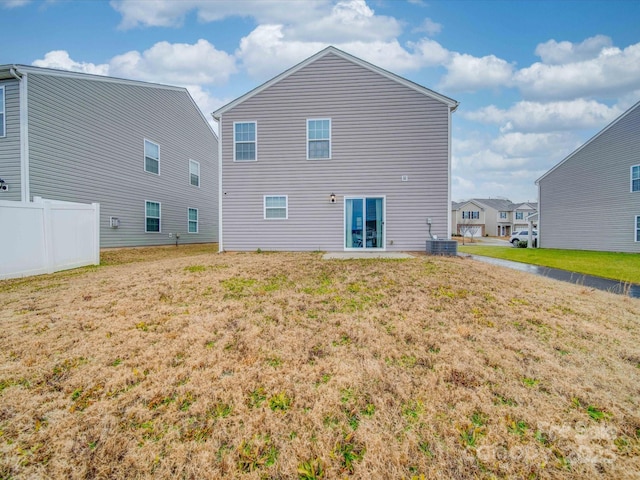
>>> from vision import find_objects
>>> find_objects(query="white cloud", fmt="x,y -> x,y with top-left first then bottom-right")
285,0 -> 401,42
534,35 -> 612,65
110,39 -> 236,85
32,50 -> 109,75
491,132 -> 576,158
439,52 -> 514,92
413,17 -> 442,36
463,99 -> 624,133
515,41 -> 640,100
2,0 -> 31,7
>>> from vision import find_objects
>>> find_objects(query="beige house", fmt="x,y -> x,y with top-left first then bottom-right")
451,198 -> 537,237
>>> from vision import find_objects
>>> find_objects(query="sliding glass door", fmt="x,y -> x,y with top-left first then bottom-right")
345,197 -> 384,249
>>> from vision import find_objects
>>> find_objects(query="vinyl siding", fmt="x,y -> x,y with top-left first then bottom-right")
539,103 -> 640,253
0,80 -> 21,201
220,52 -> 451,251
25,73 -> 217,247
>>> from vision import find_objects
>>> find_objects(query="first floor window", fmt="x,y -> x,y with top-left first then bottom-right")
145,201 -> 161,232
264,195 -> 288,219
632,165 -> 640,192
234,122 -> 256,161
189,159 -> 200,187
144,139 -> 160,174
0,85 -> 5,137
636,215 -> 640,242
307,118 -> 331,159
188,208 -> 198,233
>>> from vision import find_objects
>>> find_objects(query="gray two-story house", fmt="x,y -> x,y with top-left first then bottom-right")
213,46 -> 458,252
536,100 -> 640,252
0,65 -> 218,247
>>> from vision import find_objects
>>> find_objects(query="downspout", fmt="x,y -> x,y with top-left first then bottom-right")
10,67 -> 29,202
213,114 -> 223,253
447,102 -> 458,239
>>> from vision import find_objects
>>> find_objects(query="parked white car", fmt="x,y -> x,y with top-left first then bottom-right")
510,230 -> 537,246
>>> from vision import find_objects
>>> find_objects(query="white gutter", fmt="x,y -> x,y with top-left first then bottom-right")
10,67 -> 30,202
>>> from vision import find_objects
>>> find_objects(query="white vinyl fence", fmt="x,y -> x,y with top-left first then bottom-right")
0,197 -> 100,280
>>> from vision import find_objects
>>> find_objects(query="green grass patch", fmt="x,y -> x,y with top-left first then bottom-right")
458,246 -> 640,284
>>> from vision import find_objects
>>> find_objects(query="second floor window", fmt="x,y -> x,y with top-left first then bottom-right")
189,160 -> 200,187
307,119 -> 331,159
234,122 -> 256,161
499,211 -> 507,219
462,211 -> 479,220
632,165 -> 640,192
144,139 -> 160,174
516,212 -> 524,220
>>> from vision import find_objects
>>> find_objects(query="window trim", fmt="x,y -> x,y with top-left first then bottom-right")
145,200 -> 161,233
632,165 -> 640,193
499,211 -> 507,219
144,138 -> 160,175
264,195 -> 288,220
515,211 -> 524,220
233,121 -> 257,162
188,207 -> 199,234
307,118 -> 332,160
462,211 -> 480,220
189,159 -> 200,187
0,85 -> 5,138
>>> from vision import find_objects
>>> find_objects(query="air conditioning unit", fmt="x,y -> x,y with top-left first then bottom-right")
425,239 -> 458,256
110,217 -> 120,228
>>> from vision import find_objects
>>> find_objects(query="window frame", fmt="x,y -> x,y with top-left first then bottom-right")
307,118 -> 332,160
632,165 -> 640,193
188,207 -> 198,234
233,121 -> 257,162
145,200 -> 161,233
264,195 -> 288,220
499,211 -> 507,219
515,211 -> 524,220
0,85 -> 5,138
462,211 -> 479,220
144,139 -> 160,175
636,215 -> 640,243
189,159 -> 200,187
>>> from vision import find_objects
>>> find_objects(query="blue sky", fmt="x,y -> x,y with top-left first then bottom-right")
2,0 -> 639,203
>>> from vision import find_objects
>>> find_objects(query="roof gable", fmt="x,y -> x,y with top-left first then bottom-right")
536,100 -> 640,185
454,200 -> 485,211
213,46 -> 458,118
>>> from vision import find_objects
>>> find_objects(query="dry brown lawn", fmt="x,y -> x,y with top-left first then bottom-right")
1,244 -> 639,479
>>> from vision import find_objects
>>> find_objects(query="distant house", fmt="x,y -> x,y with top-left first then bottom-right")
0,65 -> 217,247
213,46 -> 458,252
536,100 -> 640,252
451,198 -> 536,236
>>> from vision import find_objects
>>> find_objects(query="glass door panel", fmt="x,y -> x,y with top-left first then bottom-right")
345,197 -> 383,249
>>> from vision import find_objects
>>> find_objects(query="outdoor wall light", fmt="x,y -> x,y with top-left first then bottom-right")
330,193 -> 336,203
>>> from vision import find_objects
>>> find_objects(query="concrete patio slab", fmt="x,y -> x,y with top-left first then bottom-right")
322,252 -> 414,260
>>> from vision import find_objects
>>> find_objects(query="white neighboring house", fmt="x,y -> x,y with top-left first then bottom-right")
536,100 -> 640,252
451,198 -> 537,237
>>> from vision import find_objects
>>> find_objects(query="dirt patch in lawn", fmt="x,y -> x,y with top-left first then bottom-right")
0,247 -> 639,479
